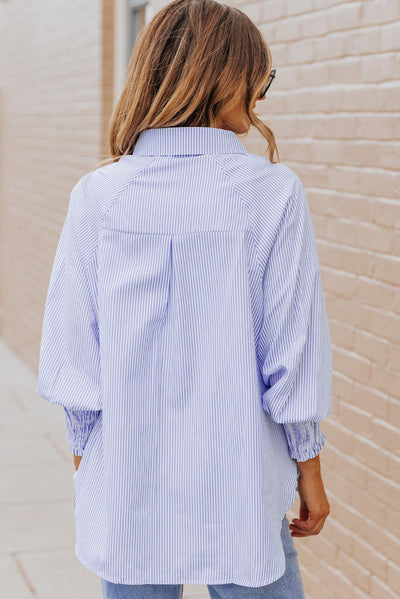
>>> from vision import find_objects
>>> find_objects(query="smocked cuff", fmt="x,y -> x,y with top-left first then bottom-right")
64,407 -> 101,455
283,421 -> 326,462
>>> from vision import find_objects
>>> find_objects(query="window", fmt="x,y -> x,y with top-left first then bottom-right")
114,0 -> 151,104
126,0 -> 148,65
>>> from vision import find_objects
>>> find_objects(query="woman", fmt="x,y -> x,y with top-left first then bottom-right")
37,0 -> 332,597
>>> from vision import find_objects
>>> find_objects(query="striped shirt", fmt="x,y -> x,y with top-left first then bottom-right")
36,126 -> 332,586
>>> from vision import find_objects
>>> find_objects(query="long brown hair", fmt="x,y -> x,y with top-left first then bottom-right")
98,0 -> 279,167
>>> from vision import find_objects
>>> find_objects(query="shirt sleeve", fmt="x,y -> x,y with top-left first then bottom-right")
64,407 -> 101,455
283,421 -> 326,462
258,174 -> 333,426
36,180 -> 102,411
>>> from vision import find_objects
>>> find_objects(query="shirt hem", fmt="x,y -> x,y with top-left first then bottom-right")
74,545 -> 287,587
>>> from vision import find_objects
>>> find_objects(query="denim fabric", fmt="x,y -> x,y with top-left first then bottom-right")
100,516 -> 305,599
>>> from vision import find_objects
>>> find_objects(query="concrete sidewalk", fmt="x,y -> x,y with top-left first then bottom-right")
0,339 -> 208,599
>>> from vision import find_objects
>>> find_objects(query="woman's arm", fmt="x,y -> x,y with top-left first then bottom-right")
289,452 -> 331,538
282,421 -> 330,537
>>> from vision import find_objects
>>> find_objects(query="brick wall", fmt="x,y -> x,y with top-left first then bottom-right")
0,0 -> 399,596
237,0 -> 399,597
0,0 -> 113,367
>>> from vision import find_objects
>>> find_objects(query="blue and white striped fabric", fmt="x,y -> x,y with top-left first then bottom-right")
36,126 -> 332,586
63,406 -> 327,464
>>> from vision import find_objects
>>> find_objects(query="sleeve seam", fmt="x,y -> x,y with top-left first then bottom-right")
211,156 -> 299,367
212,155 -> 299,282
101,157 -> 160,222
71,156 -> 158,300
212,156 -> 264,282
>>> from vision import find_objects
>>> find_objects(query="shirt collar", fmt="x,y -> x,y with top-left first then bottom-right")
132,126 -> 249,156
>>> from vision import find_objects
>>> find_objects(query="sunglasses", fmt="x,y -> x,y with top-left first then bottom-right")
258,68 -> 276,99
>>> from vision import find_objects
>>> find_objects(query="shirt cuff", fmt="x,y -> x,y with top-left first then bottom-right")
283,421 -> 326,462
64,407 -> 101,455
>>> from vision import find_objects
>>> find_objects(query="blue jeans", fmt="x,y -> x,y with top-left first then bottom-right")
100,516 -> 305,598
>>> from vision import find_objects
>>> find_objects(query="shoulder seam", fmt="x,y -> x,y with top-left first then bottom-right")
101,157 -> 160,222
74,157 -> 160,283
212,155 -> 299,278
211,155 -> 263,282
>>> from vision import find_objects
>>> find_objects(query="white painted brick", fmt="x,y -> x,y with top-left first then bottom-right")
1,1 -> 400,598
